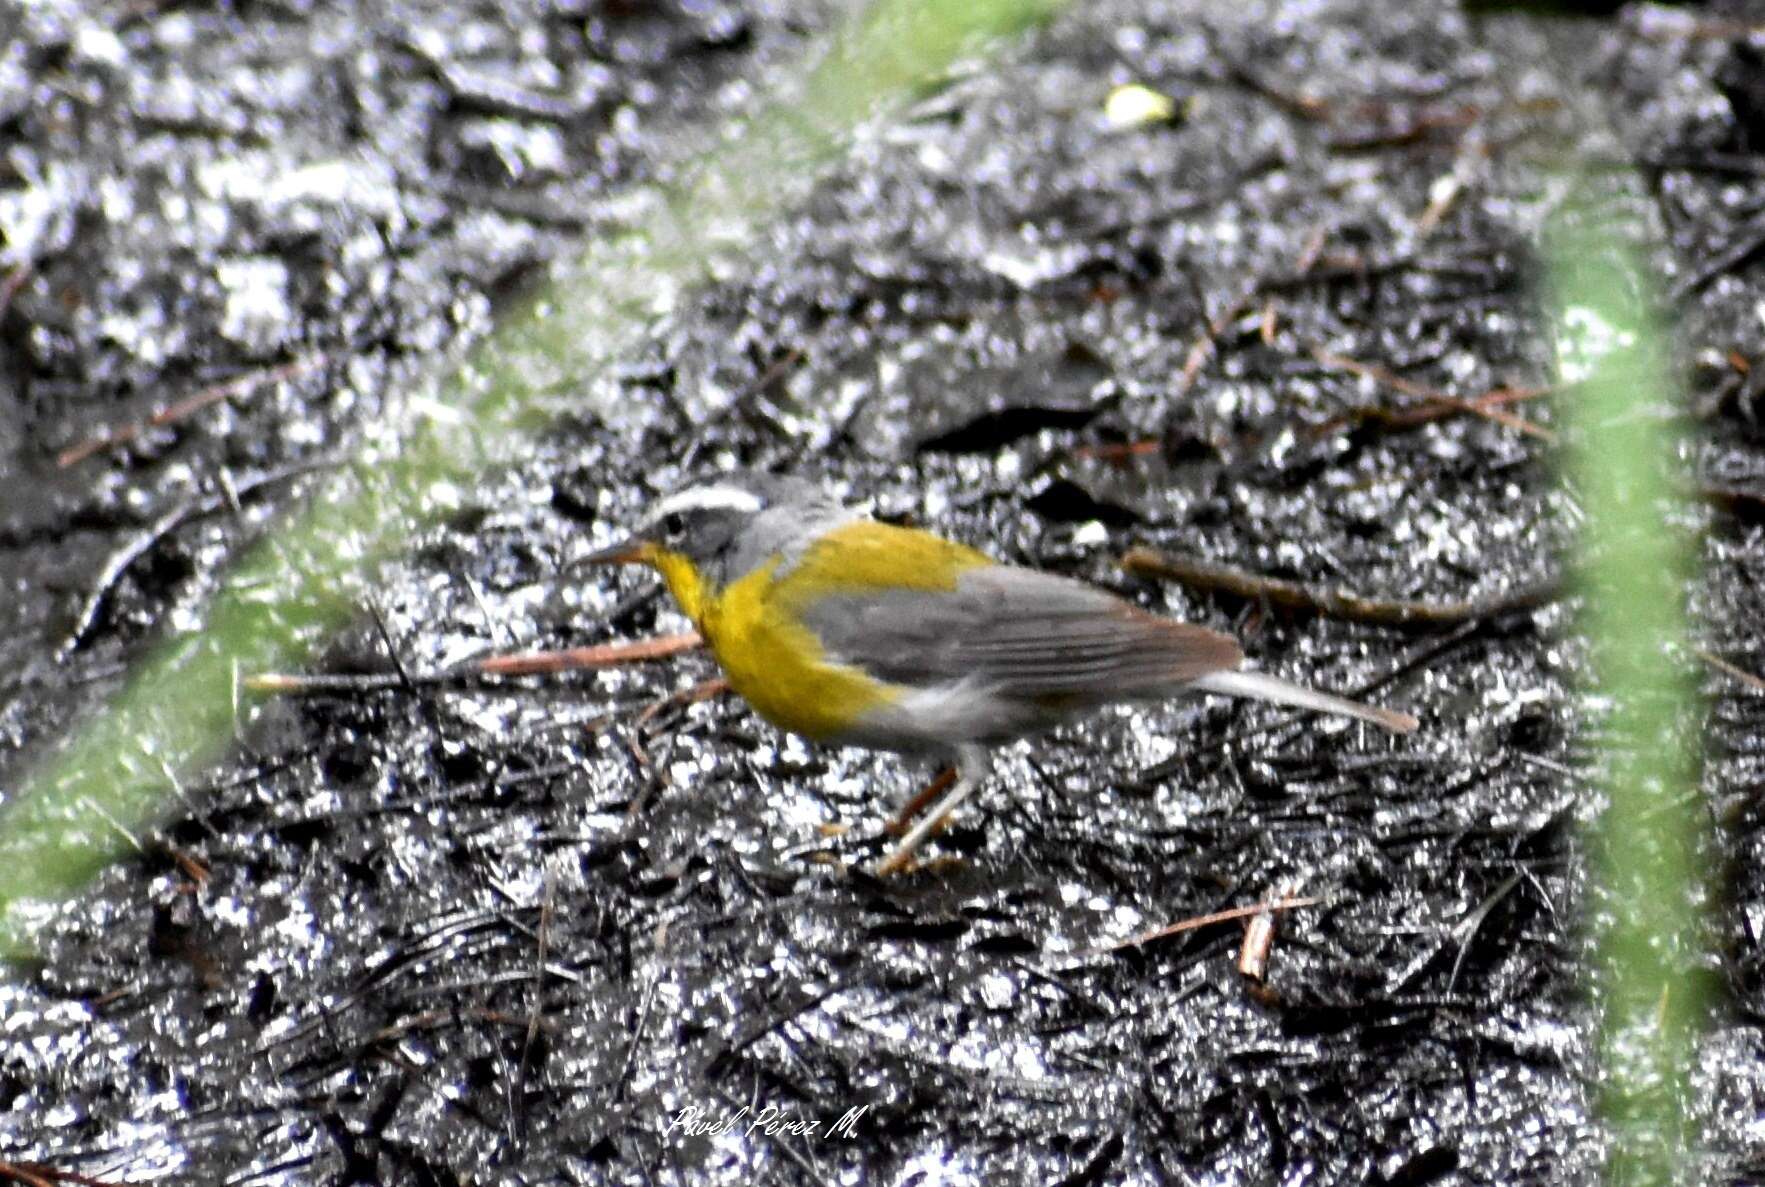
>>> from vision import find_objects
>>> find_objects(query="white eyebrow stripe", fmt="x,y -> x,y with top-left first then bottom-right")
653,484 -> 763,518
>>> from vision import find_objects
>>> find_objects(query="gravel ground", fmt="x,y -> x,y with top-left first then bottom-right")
2,1 -> 1763,1183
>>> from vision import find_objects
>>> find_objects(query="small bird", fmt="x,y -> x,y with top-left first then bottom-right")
584,472 -> 1417,872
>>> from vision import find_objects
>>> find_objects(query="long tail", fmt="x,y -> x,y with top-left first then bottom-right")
1191,669 -> 1418,733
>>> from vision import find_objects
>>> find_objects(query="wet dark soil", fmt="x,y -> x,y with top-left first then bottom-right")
3,1 -> 1764,1184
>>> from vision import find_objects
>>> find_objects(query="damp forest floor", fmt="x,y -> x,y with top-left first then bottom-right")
3,2 -> 1765,1184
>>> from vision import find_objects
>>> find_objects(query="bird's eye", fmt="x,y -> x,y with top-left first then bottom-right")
662,512 -> 687,539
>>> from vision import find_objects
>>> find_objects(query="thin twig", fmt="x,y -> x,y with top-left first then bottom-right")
1229,66 -> 1329,120
57,353 -> 329,467
509,866 -> 556,1150
625,677 -> 726,817
476,633 -> 702,676
0,262 -> 32,321
1257,252 -> 1418,292
0,1161 -> 122,1187
61,500 -> 207,658
1670,213 -> 1765,303
743,346 -> 804,401
1175,290 -> 1254,396
1293,224 -> 1330,276
245,632 -> 703,693
614,975 -> 660,1102
1121,546 -> 1563,631
1312,347 -> 1557,442
1626,11 -> 1765,40
1695,648 -> 1765,693
241,671 -> 417,693
634,676 -> 729,729
1105,895 -> 1322,952
1447,870 -> 1525,994
0,1163 -> 59,1187
364,597 -> 416,694
1070,439 -> 1160,464
1312,382 -> 1555,439
1174,225 -> 1327,401
369,1008 -> 544,1044
1238,881 -> 1300,982
58,458 -> 336,659
160,841 -> 211,887
886,765 -> 957,837
1415,147 -> 1476,236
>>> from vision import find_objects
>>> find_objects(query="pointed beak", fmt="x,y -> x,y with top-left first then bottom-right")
573,536 -> 651,570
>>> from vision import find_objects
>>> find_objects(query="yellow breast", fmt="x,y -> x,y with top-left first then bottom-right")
651,520 -> 992,741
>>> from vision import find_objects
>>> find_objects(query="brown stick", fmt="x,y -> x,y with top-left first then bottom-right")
1121,547 -> 1563,631
476,632 -> 701,676
886,765 -> 958,837
1311,347 -> 1556,442
1175,291 -> 1253,396
0,1165 -> 58,1187
1237,907 -> 1276,981
1313,389 -> 1539,435
162,842 -> 211,887
635,676 -> 729,729
57,353 -> 329,467
1172,226 -> 1323,401
1628,12 -> 1765,40
1293,224 -> 1330,276
1239,882 -> 1300,982
1695,648 -> 1765,693
0,262 -> 32,321
60,458 -> 337,659
1070,439 -> 1160,464
1229,67 -> 1330,120
0,1162 -> 123,1187
1312,383 -> 1554,439
1106,895 -> 1322,952
245,631 -> 702,693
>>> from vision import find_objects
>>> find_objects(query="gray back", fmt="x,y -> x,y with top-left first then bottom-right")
798,564 -> 1241,701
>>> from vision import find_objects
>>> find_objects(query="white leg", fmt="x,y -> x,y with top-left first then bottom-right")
877,746 -> 991,875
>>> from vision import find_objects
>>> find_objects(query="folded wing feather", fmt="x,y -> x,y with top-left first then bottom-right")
796,564 -> 1242,699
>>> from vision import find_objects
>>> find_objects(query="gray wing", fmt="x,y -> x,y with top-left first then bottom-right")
798,565 -> 1242,699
